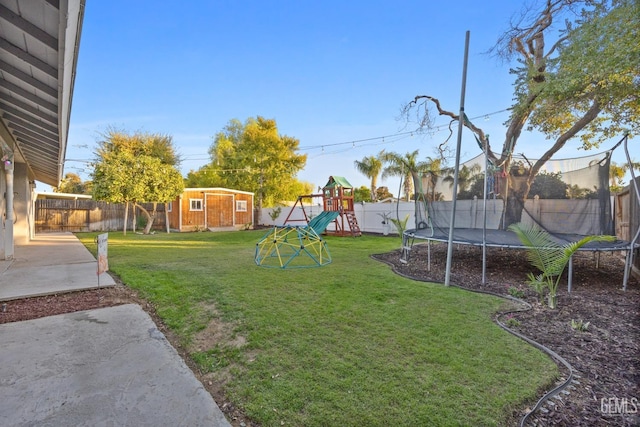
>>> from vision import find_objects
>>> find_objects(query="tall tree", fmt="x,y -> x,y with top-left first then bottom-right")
353,185 -> 373,203
609,160 -> 640,192
421,156 -> 443,202
91,129 -> 184,234
54,172 -> 89,194
403,0 -> 639,226
184,165 -> 221,188
380,150 -> 431,201
375,186 -> 394,201
208,117 -> 308,224
609,162 -> 627,192
354,154 -> 383,201
443,164 -> 481,194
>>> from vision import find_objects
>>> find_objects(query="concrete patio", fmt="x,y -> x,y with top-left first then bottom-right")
0,233 -> 231,426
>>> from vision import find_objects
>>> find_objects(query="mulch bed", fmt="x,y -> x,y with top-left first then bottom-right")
373,242 -> 640,426
2,243 -> 638,426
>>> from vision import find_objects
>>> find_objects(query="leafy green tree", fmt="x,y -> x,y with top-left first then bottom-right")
354,185 -> 372,203
354,154 -> 383,201
528,172 -> 568,199
609,160 -> 640,192
54,172 -> 89,194
609,162 -> 626,192
184,164 -> 222,188
207,117 -> 307,224
91,129 -> 184,234
459,173 -> 486,200
565,184 -> 594,199
403,0 -> 640,226
375,186 -> 394,201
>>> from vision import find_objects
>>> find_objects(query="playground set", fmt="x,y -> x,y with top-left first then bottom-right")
255,176 -> 361,268
282,176 -> 362,237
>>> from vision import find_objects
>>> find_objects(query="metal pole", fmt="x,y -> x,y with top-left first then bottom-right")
622,134 -> 640,290
482,140 -> 488,285
445,31 -> 470,287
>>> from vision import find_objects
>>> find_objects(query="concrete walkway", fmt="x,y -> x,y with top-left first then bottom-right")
0,232 -> 115,301
0,233 -> 231,426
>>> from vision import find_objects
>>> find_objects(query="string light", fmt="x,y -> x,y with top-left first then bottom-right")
179,107 -> 510,163
297,108 -> 509,153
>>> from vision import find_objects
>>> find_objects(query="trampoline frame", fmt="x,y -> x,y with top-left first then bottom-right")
402,227 -> 638,291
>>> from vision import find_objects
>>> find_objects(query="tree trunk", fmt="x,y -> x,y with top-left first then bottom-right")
148,203 -> 158,234
165,203 -> 170,233
123,201 -> 129,235
403,173 -> 413,201
255,192 -> 263,227
371,176 -> 378,202
503,174 -> 531,228
135,203 -> 155,234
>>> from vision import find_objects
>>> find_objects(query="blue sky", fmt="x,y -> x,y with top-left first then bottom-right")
62,0 -> 632,194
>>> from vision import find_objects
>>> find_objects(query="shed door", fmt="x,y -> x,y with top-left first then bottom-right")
206,194 -> 234,227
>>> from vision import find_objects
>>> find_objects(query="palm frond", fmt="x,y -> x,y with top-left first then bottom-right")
508,222 -> 561,272
549,234 -> 616,275
510,221 -> 617,308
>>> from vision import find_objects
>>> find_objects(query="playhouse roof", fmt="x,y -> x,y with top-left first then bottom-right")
323,176 -> 353,189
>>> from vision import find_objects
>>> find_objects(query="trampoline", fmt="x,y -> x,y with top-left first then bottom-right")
401,135 -> 639,291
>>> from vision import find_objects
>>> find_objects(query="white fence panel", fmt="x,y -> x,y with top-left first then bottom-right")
261,202 -> 415,235
262,197 -> 613,237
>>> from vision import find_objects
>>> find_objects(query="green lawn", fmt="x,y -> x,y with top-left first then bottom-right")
78,230 -> 557,426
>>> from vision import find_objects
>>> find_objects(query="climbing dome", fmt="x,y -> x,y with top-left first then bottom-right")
255,225 -> 332,268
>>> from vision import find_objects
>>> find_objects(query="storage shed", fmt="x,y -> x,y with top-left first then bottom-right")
168,188 -> 254,232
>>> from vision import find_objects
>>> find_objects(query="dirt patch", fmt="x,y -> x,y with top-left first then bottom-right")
190,302 -> 247,354
373,242 -> 640,427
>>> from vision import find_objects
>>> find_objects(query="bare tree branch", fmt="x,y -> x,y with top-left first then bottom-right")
406,95 -> 498,165
490,0 -> 584,60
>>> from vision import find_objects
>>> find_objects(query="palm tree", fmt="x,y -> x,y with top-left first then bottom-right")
609,160 -> 640,192
443,164 -> 481,195
354,155 -> 383,201
380,150 -> 429,201
508,222 -> 614,309
421,157 -> 442,202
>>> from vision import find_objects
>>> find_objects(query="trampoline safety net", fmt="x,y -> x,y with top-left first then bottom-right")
411,148 -> 616,247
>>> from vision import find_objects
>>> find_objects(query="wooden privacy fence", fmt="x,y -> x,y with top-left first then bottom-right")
615,178 -> 640,272
35,199 -> 166,233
